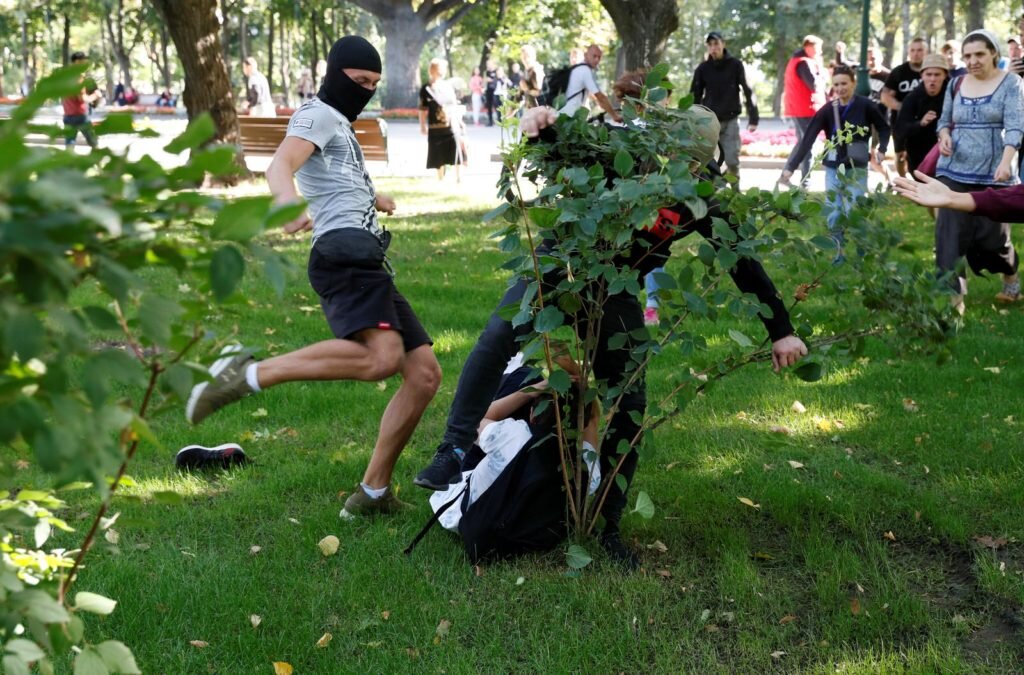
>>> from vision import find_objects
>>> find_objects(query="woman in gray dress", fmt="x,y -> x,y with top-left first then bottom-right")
933,29 -> 1024,311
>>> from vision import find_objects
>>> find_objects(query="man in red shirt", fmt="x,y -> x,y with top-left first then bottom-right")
783,35 -> 827,183
62,52 -> 101,149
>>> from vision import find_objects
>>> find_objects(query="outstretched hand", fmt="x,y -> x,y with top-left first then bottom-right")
892,171 -> 956,208
771,335 -> 808,372
520,106 -> 558,138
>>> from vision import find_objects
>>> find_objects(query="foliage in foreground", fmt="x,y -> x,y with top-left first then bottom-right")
492,64 -> 956,553
0,66 -> 293,673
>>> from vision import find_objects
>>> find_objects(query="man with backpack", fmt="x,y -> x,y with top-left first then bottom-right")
554,44 -> 621,122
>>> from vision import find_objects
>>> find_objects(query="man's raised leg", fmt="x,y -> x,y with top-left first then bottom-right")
186,328 -> 404,425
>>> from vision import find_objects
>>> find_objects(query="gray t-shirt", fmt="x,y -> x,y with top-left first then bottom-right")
286,97 -> 381,243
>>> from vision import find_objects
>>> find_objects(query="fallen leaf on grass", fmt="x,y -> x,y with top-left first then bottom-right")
473,565 -> 483,577
752,551 -> 775,561
288,518 -> 300,525
779,614 -> 797,625
381,611 -> 391,621
656,569 -> 672,579
787,460 -> 805,470
902,398 -> 919,413
316,633 -> 332,648
435,619 -> 452,640
770,650 -> 786,659
768,425 -> 792,435
973,535 -> 1008,550
515,577 -> 525,586
190,640 -> 208,648
250,615 -> 262,628
791,400 -> 807,414
318,535 -> 340,556
249,545 -> 262,555
850,597 -> 862,616
272,662 -> 293,675
883,531 -> 897,542
251,408 -> 268,418
665,461 -> 681,470
738,497 -> 761,510
104,529 -> 120,545
647,540 -> 668,553
376,381 -> 387,391
984,367 -> 1001,374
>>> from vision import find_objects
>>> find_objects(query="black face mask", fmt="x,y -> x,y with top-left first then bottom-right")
318,69 -> 376,122
318,36 -> 382,122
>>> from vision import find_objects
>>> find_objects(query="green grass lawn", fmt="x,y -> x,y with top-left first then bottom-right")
19,176 -> 1024,672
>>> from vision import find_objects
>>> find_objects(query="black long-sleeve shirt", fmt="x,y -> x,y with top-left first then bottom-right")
690,51 -> 760,125
894,82 -> 948,173
533,125 -> 794,342
784,94 -> 890,172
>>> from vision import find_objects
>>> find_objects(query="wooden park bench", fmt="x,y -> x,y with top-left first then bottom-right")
238,115 -> 389,164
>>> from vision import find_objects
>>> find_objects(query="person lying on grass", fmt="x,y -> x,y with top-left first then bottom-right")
414,69 -> 808,570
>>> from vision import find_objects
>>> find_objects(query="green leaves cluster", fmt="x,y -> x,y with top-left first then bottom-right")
1,66 -> 287,672
495,64 -> 955,555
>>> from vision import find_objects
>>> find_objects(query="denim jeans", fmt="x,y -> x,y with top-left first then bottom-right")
644,266 -> 665,309
824,165 -> 868,254
442,274 -> 647,529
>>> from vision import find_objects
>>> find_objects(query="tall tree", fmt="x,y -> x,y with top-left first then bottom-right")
943,0 -> 956,40
599,0 -> 678,72
967,0 -> 985,29
103,0 -> 149,89
349,0 -> 487,108
149,0 -> 242,163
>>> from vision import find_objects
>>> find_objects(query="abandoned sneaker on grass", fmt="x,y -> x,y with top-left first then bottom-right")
340,486 -> 410,519
186,345 -> 257,425
175,443 -> 250,470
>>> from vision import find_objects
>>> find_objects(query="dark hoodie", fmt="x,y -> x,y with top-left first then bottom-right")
690,49 -> 759,125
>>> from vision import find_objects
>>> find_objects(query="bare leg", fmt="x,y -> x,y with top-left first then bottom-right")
255,329 -> 404,388
363,344 -> 442,488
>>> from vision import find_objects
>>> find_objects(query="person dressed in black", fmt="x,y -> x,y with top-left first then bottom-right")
484,59 -> 499,126
414,70 -> 808,569
894,54 -> 949,174
690,31 -> 759,177
881,36 -> 927,176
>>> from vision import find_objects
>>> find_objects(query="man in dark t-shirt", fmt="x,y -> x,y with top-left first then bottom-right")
894,54 -> 949,173
881,36 -> 928,176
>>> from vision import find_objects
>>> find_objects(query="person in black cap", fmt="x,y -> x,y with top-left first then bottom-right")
690,31 -> 759,177
184,36 -> 443,520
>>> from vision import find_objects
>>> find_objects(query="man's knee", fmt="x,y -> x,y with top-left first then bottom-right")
405,349 -> 442,397
363,334 -> 405,380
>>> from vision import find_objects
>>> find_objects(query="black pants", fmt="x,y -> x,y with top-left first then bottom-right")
442,273 -> 646,530
485,89 -> 498,125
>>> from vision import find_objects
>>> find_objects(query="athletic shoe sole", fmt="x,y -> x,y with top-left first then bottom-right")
185,345 -> 249,424
412,475 -> 461,491
174,443 -> 249,470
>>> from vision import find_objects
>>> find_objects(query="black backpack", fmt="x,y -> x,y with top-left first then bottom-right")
538,63 -> 590,107
404,426 -> 573,564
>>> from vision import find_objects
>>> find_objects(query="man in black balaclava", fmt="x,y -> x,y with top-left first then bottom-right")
185,36 -> 443,521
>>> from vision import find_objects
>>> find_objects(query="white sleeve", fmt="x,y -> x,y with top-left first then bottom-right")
581,68 -> 600,96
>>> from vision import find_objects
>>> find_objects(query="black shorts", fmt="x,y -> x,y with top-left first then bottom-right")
307,233 -> 432,352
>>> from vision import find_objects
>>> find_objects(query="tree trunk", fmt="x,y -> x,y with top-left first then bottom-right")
967,0 -> 984,30
240,8 -> 249,60
220,0 -> 234,85
62,13 -> 71,66
99,19 -> 116,100
21,17 -> 35,94
900,0 -> 911,59
599,0 -> 678,74
160,24 -> 172,90
104,4 -> 135,89
150,0 -> 244,179
479,0 -> 507,73
310,10 -> 318,76
280,16 -> 292,108
379,12 -> 430,109
943,0 -> 955,40
267,10 -> 275,94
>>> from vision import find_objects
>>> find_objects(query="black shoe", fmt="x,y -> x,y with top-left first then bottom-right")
600,529 -> 640,571
175,443 -> 250,470
413,443 -> 463,490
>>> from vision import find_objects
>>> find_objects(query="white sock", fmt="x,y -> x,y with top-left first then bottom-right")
360,483 -> 387,499
245,362 -> 262,392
